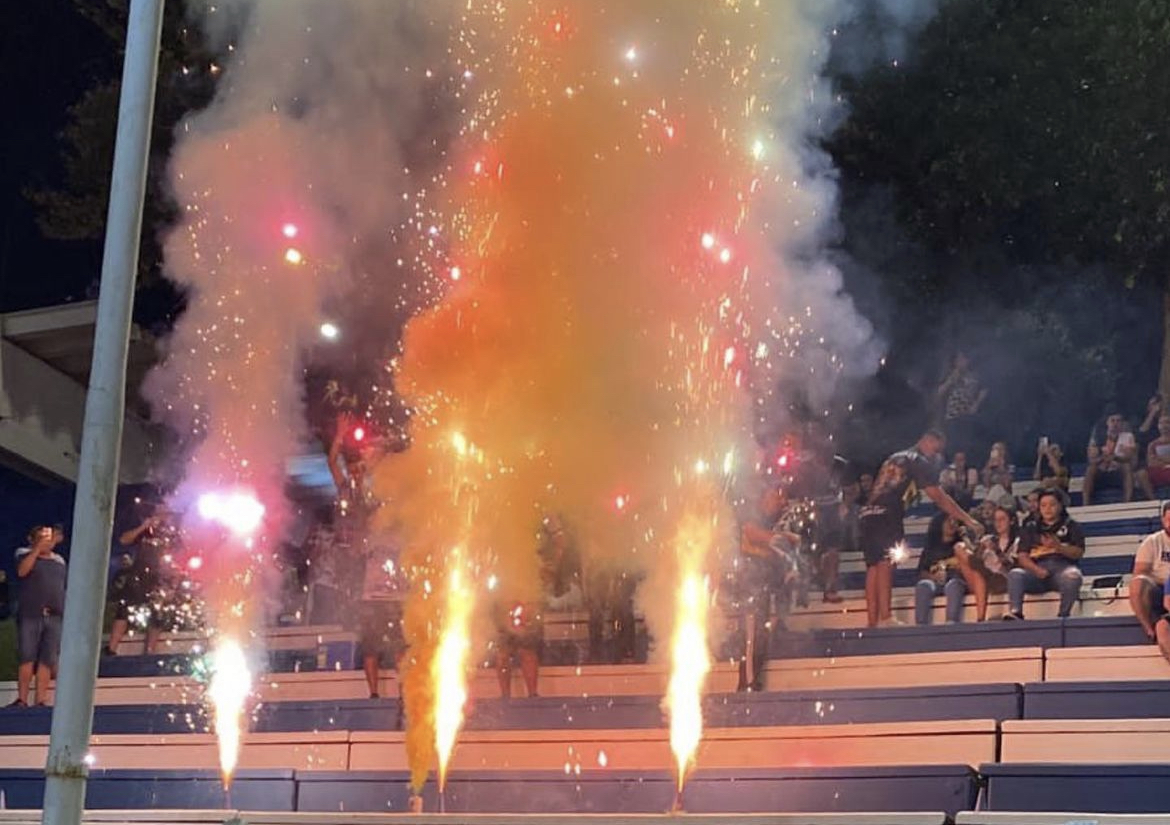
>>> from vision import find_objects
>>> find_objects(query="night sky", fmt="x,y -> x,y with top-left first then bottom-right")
1,1 -> 109,311
1,1 -> 1163,476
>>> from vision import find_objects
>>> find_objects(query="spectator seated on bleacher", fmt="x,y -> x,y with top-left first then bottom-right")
1139,414 -> 1170,494
1083,409 -> 1136,505
939,451 -> 979,509
914,513 -> 970,625
981,441 -> 1014,496
1019,489 -> 1040,528
1130,500 -> 1170,641
1003,489 -> 1085,620
969,497 -> 998,534
1134,392 -> 1163,497
969,505 -> 1018,621
1032,440 -> 1069,491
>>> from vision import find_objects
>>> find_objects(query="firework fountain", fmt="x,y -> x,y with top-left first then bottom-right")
151,0 -> 878,812
371,0 -> 876,807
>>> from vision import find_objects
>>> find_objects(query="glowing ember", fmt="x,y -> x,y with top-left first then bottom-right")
281,222 -> 298,238
283,247 -> 303,265
208,638 -> 252,787
432,560 -> 473,792
197,490 -> 265,537
319,321 -> 340,340
664,518 -> 713,795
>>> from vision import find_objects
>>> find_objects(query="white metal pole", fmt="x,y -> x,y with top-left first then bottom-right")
41,2 -> 164,823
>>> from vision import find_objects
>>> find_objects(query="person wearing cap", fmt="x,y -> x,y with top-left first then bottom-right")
1004,488 -> 1085,620
1130,501 -> 1170,640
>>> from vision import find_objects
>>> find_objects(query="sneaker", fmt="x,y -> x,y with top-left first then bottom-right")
880,615 -> 906,627
822,591 -> 844,604
5,699 -> 26,709
1001,611 -> 1024,621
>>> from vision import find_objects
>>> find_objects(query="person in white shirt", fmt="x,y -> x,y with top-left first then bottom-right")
1130,501 -> 1170,640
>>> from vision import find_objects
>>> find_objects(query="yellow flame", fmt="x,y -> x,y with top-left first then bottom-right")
208,637 -> 252,787
665,516 -> 713,794
432,558 -> 473,792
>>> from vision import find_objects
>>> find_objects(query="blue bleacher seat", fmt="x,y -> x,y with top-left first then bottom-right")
95,645 -> 353,679
295,765 -> 977,816
1022,680 -> 1170,720
0,683 -> 1022,737
0,704 -> 207,736
981,763 -> 1170,814
774,621 -> 1063,658
1061,615 -> 1150,647
0,769 -> 49,809
0,769 -> 296,811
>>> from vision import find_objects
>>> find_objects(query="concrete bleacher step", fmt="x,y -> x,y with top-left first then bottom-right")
0,720 -> 997,774
979,763 -> 1170,815
295,766 -> 979,816
766,647 -> 1044,690
0,647 -> 1044,708
0,731 -> 349,771
786,588 -> 1137,632
108,626 -> 355,657
775,615 -> 1152,658
1044,645 -> 1170,681
0,683 -> 1022,736
1001,719 -> 1170,764
348,719 -> 998,773
958,814 -> 1170,824
0,814 -> 955,825
0,814 -> 957,825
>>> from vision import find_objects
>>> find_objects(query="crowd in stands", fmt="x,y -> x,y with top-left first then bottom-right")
9,366 -> 1170,706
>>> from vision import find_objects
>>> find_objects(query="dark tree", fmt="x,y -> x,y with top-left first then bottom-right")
832,0 -> 1170,395
26,0 -> 216,320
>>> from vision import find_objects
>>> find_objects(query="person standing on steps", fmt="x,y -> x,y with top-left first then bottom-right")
11,526 -> 67,708
859,430 -> 985,628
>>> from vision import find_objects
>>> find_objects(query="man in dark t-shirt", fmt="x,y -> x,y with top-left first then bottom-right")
860,430 -> 984,627
12,526 -> 67,707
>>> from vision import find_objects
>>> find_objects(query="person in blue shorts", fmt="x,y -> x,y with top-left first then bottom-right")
11,526 -> 67,707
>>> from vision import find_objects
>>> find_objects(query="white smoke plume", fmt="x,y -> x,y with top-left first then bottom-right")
144,1 -> 454,632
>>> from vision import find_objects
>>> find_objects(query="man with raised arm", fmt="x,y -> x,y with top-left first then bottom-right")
859,430 -> 985,627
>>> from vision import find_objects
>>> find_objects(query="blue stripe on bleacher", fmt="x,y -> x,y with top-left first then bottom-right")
97,641 -> 359,679
1022,680 -> 1170,720
296,766 -> 978,815
0,684 -> 1024,736
981,763 -> 1170,814
0,769 -> 296,811
773,616 -> 1149,657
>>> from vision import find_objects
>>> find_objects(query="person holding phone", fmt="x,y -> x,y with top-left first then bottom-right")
11,526 -> 67,707
981,442 -> 1015,494
1033,439 -> 1070,491
1083,410 -> 1135,505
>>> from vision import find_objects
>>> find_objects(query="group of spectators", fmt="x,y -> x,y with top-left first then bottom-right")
14,380 -> 1170,708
